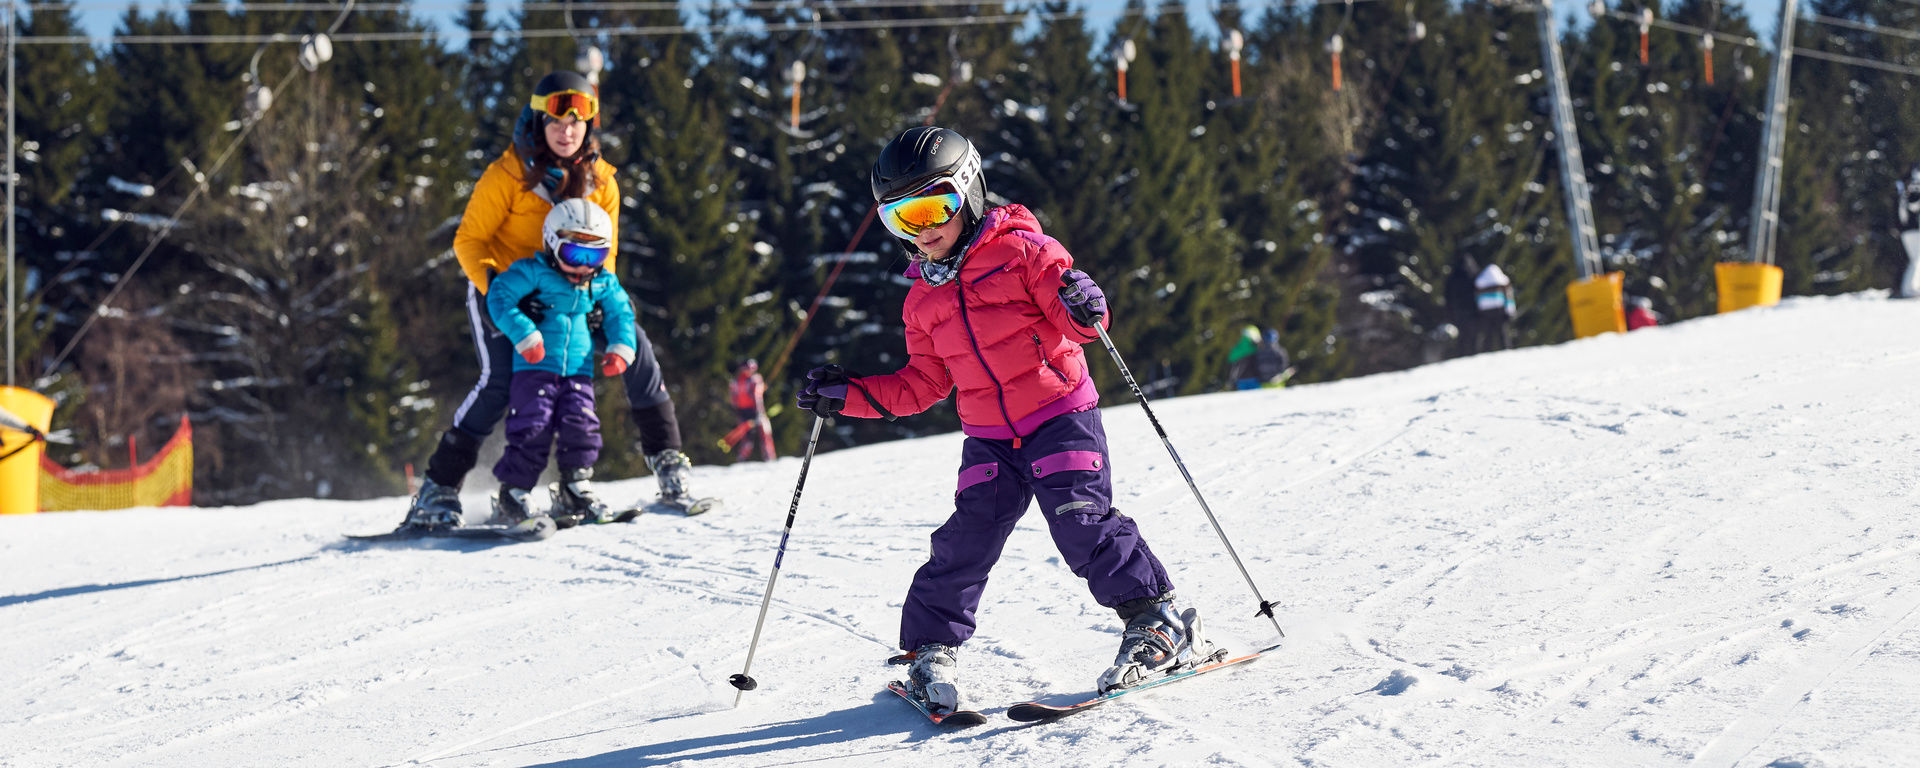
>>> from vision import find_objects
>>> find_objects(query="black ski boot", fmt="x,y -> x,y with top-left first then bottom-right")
550,467 -> 615,528
403,477 -> 462,531
492,486 -> 551,536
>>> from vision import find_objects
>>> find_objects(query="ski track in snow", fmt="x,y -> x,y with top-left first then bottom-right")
4,294 -> 1920,767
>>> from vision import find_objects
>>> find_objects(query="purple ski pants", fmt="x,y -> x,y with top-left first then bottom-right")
899,407 -> 1173,651
493,371 -> 601,489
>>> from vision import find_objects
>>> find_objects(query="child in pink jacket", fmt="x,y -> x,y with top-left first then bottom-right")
796,126 -> 1218,715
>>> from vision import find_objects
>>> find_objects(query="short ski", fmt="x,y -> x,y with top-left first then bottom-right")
640,495 -> 720,517
551,507 -> 645,529
887,681 -> 988,727
347,518 -> 557,543
1006,642 -> 1280,723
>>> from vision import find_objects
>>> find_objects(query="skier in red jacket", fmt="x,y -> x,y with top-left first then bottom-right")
721,359 -> 775,461
1625,295 -> 1660,330
796,127 -> 1213,716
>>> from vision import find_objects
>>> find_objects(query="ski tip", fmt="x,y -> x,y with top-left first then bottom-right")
936,710 -> 990,727
1005,703 -> 1072,723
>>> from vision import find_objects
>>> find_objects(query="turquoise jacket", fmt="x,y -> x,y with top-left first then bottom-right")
485,257 -> 638,377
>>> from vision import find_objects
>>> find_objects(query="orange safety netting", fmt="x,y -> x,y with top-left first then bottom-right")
39,415 -> 193,511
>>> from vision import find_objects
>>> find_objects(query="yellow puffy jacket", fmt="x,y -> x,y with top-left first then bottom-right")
455,150 -> 620,294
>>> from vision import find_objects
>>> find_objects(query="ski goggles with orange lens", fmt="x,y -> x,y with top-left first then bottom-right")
530,89 -> 599,121
879,183 -> 964,239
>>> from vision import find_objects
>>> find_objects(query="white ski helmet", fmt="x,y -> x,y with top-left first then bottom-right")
543,198 -> 614,269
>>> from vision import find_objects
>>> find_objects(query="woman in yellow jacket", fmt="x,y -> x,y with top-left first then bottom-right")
397,71 -> 701,532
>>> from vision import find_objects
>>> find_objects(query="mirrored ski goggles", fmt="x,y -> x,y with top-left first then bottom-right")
555,238 -> 610,269
530,89 -> 599,122
879,183 -> 964,240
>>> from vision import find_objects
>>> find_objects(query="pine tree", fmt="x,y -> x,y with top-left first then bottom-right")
169,77 -> 420,501
1208,2 -> 1346,385
1076,1 -> 1241,397
595,4 -> 762,468
1781,0 -> 1915,296
10,2 -> 113,376
1338,4 -> 1562,370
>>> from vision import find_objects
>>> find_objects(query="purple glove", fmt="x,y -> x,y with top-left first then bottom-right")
1058,269 -> 1107,327
797,365 -> 851,418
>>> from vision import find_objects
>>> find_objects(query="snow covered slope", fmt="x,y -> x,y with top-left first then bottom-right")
4,293 -> 1918,767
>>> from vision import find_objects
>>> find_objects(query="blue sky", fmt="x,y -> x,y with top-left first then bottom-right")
71,0 -> 1784,48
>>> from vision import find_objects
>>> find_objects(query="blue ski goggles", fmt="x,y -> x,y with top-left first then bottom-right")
555,240 -> 610,269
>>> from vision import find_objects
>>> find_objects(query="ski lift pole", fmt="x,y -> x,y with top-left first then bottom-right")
729,415 -> 827,706
1747,0 -> 1799,266
1537,0 -> 1602,279
1074,285 -> 1284,639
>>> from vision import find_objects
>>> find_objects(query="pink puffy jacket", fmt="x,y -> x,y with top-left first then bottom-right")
839,205 -> 1112,443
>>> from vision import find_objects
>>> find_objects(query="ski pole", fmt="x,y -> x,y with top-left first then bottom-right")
729,414 -> 827,706
1075,286 -> 1286,639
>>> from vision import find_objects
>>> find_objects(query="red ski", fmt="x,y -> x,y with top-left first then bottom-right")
1006,642 -> 1280,722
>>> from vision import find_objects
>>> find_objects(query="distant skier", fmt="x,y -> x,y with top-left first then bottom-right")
1473,262 -> 1517,352
1226,325 -> 1292,390
795,126 -> 1216,717
721,359 -> 776,461
1625,295 -> 1660,330
482,199 -> 638,532
1896,163 -> 1920,299
1226,325 -> 1261,390
1445,255 -> 1483,356
1254,328 -> 1293,386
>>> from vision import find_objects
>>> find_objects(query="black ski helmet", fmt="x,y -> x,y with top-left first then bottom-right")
514,70 -> 599,162
871,126 -> 987,227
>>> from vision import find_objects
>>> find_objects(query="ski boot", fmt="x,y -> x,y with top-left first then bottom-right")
1096,596 -> 1220,693
491,486 -> 552,536
646,449 -> 692,500
550,467 -> 616,528
402,477 -> 462,532
903,643 -> 966,715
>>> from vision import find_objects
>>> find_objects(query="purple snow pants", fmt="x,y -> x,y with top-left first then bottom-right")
898,407 -> 1173,651
493,371 -> 601,489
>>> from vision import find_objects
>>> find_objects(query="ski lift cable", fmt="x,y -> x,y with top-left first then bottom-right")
1594,7 -> 1920,77
1806,13 -> 1920,44
1792,44 -> 1920,77
1593,7 -> 1761,48
18,8 -> 1086,44
25,0 -> 1077,10
38,3 -> 358,378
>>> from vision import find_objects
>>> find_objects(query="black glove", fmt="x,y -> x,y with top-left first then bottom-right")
517,294 -> 549,325
586,305 -> 605,334
796,365 -> 851,418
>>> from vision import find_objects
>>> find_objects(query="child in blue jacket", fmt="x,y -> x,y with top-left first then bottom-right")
484,198 -> 638,532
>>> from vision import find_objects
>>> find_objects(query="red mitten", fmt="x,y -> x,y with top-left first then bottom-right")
516,334 -> 546,365
600,354 -> 629,377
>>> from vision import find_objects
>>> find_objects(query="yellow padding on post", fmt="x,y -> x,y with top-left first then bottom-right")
0,386 -> 55,515
1715,262 -> 1783,314
1565,272 -> 1626,339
